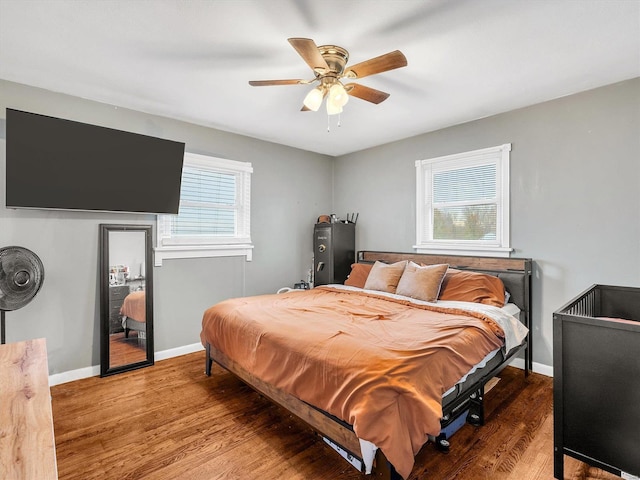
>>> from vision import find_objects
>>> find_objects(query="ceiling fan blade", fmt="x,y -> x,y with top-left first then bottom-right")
344,50 -> 407,79
344,83 -> 390,104
248,79 -> 307,86
288,37 -> 330,73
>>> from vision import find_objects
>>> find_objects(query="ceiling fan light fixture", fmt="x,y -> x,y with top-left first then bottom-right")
303,87 -> 324,111
326,96 -> 343,115
328,83 -> 349,107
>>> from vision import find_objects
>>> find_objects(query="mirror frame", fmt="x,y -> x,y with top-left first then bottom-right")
100,224 -> 154,376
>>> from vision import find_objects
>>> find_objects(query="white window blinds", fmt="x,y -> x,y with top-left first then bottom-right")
155,152 -> 253,265
415,144 -> 511,256
171,166 -> 238,237
432,163 -> 497,241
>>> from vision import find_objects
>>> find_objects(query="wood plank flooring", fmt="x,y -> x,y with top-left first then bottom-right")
108,332 -> 146,366
50,352 -> 619,480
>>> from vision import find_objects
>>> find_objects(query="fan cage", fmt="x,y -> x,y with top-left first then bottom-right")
0,246 -> 45,312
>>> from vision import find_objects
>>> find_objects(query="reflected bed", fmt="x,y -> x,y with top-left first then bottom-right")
120,290 -> 145,338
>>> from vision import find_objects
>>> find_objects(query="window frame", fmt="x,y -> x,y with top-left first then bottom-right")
154,152 -> 253,266
414,143 -> 512,257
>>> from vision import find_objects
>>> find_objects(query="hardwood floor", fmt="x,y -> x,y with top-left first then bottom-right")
51,352 -> 619,480
108,332 -> 146,366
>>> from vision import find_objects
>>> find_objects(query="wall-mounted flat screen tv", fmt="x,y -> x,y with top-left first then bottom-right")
5,108 -> 185,214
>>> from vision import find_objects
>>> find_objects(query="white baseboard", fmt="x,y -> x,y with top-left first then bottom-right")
49,343 -> 550,387
509,357 -> 553,377
48,342 -> 205,386
49,365 -> 101,386
154,342 -> 204,361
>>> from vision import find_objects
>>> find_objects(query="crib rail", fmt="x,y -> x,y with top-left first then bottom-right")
557,284 -> 640,321
563,287 -> 597,317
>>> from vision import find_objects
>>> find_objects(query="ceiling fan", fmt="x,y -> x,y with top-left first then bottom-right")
249,38 -> 407,115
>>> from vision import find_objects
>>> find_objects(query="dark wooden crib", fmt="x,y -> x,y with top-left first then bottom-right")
553,284 -> 640,479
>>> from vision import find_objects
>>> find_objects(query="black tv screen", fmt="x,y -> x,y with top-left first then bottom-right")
5,108 -> 185,214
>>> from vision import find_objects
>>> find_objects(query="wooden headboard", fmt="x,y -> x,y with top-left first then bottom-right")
357,251 -> 533,370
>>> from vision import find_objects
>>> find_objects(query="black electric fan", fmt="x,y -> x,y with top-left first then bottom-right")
0,246 -> 45,344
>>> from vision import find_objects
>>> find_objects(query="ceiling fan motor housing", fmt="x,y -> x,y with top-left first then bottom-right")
317,45 -> 349,76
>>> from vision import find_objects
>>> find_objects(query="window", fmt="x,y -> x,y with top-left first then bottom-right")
415,144 -> 511,257
155,152 -> 253,266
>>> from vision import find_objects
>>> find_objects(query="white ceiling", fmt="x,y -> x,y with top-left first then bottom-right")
0,0 -> 638,156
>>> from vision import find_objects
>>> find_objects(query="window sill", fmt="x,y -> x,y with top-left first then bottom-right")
154,244 -> 253,266
413,244 -> 513,258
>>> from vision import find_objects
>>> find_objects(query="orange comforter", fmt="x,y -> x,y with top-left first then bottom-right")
200,286 -> 505,479
120,291 -> 145,322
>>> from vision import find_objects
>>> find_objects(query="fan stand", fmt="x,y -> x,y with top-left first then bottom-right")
1,310 -> 6,345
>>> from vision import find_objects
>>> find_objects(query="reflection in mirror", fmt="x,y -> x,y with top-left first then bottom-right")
100,224 -> 153,376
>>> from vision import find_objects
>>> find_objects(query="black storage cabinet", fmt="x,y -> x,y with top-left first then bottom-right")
553,285 -> 640,479
313,222 -> 355,286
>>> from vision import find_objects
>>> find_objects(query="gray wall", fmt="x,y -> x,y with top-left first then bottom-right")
334,77 -> 640,369
2,78 -> 638,375
0,80 -> 333,374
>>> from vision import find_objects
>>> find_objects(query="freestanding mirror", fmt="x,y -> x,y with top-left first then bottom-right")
100,224 -> 153,376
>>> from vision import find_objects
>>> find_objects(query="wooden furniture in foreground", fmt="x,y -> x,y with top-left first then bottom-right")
0,338 -> 58,480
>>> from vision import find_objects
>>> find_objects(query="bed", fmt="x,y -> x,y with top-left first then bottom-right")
119,290 -> 146,338
553,284 -> 640,479
201,251 -> 532,479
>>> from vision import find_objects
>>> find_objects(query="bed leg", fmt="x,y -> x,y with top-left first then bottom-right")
373,449 -> 402,480
205,343 -> 213,376
467,385 -> 485,426
433,433 -> 451,453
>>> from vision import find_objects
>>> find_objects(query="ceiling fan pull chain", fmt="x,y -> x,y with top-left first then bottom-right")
337,113 -> 342,128
327,115 -> 331,133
